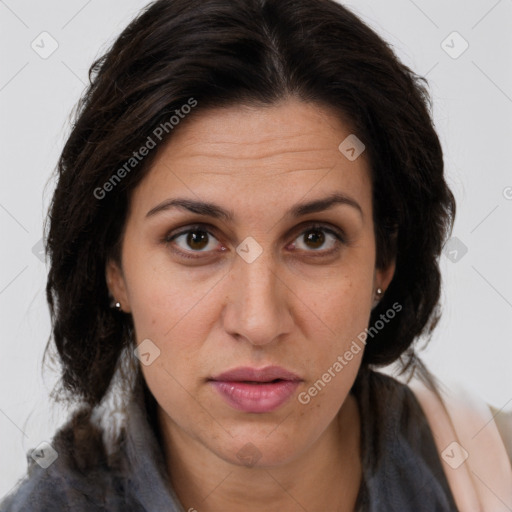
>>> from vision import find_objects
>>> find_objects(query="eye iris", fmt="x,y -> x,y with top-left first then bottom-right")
187,231 -> 209,250
305,229 -> 325,249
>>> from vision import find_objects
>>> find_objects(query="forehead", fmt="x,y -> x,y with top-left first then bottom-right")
129,98 -> 372,221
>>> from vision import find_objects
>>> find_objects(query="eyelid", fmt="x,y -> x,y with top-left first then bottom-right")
164,223 -> 221,245
289,221 -> 346,242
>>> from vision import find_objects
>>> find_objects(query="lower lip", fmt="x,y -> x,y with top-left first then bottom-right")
210,380 -> 300,413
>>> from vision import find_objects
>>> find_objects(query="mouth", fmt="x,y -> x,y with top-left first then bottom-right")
208,366 -> 302,413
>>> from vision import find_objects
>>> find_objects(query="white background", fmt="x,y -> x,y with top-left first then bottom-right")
1,0 -> 511,497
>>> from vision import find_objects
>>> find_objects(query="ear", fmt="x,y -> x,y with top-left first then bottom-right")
106,258 -> 131,313
373,257 -> 396,308
375,257 -> 396,292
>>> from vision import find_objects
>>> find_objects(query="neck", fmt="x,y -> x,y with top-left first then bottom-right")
158,394 -> 362,512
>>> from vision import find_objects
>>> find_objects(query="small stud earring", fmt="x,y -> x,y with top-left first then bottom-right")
110,296 -> 122,311
376,287 -> 383,299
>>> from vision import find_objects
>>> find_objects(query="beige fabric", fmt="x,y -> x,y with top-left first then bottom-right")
490,407 -> 512,463
410,380 -> 512,512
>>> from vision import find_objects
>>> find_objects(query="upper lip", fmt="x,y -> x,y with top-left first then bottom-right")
210,366 -> 302,382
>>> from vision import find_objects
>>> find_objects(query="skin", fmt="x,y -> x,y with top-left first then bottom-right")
107,97 -> 395,512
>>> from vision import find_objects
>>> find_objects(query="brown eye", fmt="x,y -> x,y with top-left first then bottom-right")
303,229 -> 326,249
292,225 -> 344,254
165,222 -> 345,261
185,230 -> 210,251
165,225 -> 221,257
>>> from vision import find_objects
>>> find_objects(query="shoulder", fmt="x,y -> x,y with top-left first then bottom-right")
407,376 -> 512,512
0,408 -> 126,512
354,369 -> 459,510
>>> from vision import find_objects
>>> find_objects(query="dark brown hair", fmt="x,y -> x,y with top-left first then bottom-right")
44,0 -> 455,406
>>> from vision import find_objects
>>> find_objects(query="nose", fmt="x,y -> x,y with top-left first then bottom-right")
221,248 -> 293,347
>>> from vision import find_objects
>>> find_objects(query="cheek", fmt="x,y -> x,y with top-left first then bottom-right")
306,263 -> 374,341
123,256 -> 219,413
310,277 -> 369,323
299,259 -> 374,401
122,246 -> 214,341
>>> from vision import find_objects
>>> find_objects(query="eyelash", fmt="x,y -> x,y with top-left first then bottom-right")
163,222 -> 347,260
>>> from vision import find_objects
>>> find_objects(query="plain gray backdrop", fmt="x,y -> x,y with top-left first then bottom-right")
1,0 -> 511,497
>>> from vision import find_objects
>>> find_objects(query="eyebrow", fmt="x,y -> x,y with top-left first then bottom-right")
145,192 -> 363,221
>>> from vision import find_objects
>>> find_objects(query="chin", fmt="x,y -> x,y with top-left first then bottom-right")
210,425 -> 309,469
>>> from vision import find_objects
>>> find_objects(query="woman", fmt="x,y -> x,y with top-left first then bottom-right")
1,0 -> 511,510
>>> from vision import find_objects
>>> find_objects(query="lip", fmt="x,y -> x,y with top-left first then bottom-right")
211,366 -> 301,383
209,366 -> 302,413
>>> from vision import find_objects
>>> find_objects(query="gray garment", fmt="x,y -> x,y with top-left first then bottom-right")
352,370 -> 458,511
1,370 -> 458,511
0,382 -> 184,512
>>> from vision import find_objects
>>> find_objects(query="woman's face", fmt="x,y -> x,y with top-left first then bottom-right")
108,98 -> 394,467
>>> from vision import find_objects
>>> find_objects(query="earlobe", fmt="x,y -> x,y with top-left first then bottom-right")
373,258 -> 396,307
105,259 -> 131,313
